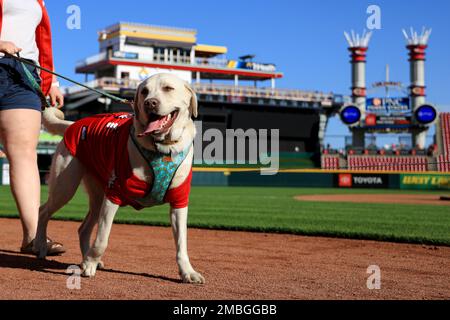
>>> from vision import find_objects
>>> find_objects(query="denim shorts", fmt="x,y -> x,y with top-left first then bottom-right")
0,57 -> 42,112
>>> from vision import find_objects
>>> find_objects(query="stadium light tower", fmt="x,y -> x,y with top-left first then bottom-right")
344,30 -> 372,148
402,27 -> 432,149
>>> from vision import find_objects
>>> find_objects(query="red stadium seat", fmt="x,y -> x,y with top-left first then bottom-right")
440,113 -> 450,156
343,155 -> 429,172
436,113 -> 450,171
321,155 -> 340,170
437,155 -> 450,172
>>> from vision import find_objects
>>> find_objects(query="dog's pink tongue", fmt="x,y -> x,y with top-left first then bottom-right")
138,117 -> 166,137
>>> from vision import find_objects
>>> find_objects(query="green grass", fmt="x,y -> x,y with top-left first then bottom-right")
1,186 -> 449,246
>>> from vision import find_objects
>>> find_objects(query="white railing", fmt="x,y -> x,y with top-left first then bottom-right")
192,83 -> 334,103
195,57 -> 228,68
153,53 -> 192,65
76,51 -> 275,73
63,77 -> 334,104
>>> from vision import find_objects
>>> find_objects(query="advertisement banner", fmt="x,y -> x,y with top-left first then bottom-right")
400,174 -> 450,190
335,173 -> 389,189
227,60 -> 276,72
366,97 -> 411,114
113,51 -> 139,59
364,114 -> 412,127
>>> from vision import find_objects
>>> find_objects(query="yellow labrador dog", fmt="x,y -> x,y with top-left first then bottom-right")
34,73 -> 205,284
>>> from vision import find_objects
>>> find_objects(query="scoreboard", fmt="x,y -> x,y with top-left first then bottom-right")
339,96 -> 437,132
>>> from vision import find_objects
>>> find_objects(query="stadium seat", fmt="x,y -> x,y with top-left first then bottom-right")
346,155 -> 428,172
440,113 -> 450,156
321,155 -> 340,170
437,155 -> 450,172
436,113 -> 450,172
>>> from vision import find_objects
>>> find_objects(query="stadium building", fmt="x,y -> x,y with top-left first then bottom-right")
1,22 -> 449,186
49,22 -> 342,170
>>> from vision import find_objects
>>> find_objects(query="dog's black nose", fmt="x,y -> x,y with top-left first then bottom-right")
144,98 -> 160,110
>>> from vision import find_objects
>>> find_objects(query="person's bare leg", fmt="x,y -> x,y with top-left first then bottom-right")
0,109 -> 41,248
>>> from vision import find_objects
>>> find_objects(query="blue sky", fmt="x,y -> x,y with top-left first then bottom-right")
45,0 -> 450,147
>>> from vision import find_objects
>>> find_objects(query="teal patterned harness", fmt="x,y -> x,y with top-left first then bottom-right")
130,126 -> 191,207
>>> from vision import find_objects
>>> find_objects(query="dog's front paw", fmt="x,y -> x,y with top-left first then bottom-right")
81,260 -> 102,277
181,271 -> 205,284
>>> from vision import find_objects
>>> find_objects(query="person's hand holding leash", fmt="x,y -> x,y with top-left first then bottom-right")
0,40 -> 22,55
48,84 -> 64,108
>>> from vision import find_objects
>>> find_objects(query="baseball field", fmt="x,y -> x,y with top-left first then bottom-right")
0,185 -> 449,299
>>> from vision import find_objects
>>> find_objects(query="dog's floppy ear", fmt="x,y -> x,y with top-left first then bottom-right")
185,83 -> 198,118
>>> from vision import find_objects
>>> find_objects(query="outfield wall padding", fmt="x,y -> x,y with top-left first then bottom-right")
192,170 -> 450,190
400,173 -> 450,190
192,171 -> 334,188
191,172 -> 229,186
228,172 -> 334,188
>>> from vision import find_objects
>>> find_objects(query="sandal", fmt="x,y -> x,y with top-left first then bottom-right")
20,237 -> 66,256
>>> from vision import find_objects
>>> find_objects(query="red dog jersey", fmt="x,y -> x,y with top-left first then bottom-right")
64,113 -> 192,210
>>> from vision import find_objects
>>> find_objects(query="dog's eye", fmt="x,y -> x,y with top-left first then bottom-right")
141,88 -> 149,96
162,86 -> 175,92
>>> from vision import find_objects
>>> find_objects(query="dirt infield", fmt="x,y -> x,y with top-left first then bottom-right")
0,218 -> 449,300
295,194 -> 450,206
